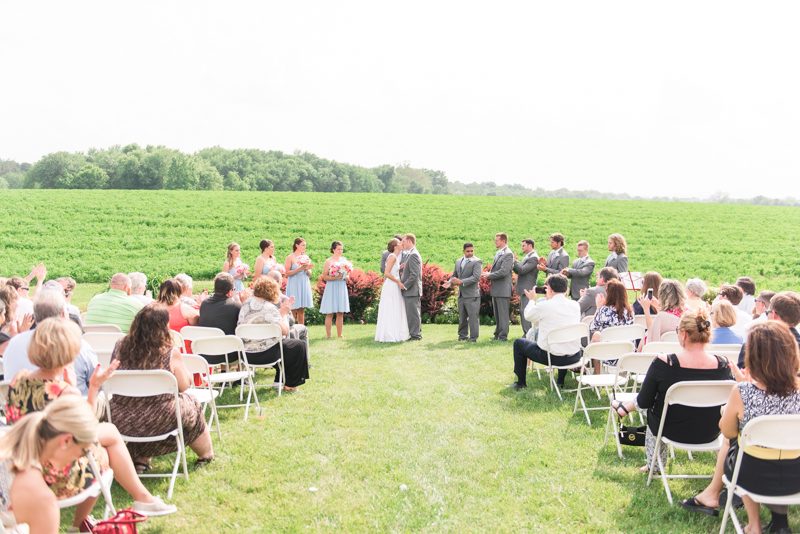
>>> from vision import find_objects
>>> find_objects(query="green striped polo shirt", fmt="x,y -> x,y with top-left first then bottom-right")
84,289 -> 144,333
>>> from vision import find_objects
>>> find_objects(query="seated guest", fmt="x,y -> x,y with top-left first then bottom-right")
604,233 -> 629,274
682,322 -> 800,531
589,279 -> 634,372
128,272 -> 153,306
737,291 -> 800,368
718,284 -> 752,337
198,272 -> 242,365
577,267 -> 618,319
84,273 -> 143,333
110,305 -> 214,470
6,264 -> 46,318
238,278 -> 310,391
43,280 -> 82,329
56,276 -> 80,318
710,300 -> 743,345
510,274 -> 581,390
4,290 -> 98,396
749,290 -> 776,327
266,270 -> 308,343
633,271 -> 662,316
735,276 -> 757,314
685,278 -> 709,312
612,309 -> 733,472
157,279 -> 199,353
638,279 -> 686,348
175,272 -> 206,307
7,318 -> 176,523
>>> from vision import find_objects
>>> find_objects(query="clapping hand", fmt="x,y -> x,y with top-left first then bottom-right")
89,360 -> 120,390
443,281 -> 451,289
595,293 -> 606,308
537,264 -> 547,271
579,288 -> 586,297
9,313 -> 34,335
524,288 -> 537,300
280,296 -> 295,315
560,268 -> 568,276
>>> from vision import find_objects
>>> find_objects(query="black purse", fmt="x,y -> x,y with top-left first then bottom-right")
618,424 -> 646,447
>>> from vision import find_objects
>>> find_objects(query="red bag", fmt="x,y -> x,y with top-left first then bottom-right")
83,509 -> 146,534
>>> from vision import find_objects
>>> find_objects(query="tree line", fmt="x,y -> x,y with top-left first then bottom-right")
0,147 -> 797,206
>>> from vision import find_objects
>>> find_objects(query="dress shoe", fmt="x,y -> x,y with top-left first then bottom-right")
505,382 -> 527,390
762,520 -> 792,534
467,339 -> 477,342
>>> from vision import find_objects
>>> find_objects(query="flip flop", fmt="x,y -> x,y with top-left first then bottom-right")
196,456 -> 214,468
611,400 -> 631,419
678,496 -> 719,517
134,461 -> 152,474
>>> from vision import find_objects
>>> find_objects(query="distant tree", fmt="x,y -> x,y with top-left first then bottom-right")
24,152 -> 87,189
373,164 -> 395,189
71,164 -> 109,189
3,172 -> 24,189
166,153 -> 199,190
224,170 -> 249,191
137,146 -> 173,189
408,181 -> 424,194
0,158 -> 21,176
0,176 -> 7,189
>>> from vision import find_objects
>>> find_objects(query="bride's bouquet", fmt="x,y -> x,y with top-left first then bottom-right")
271,264 -> 286,275
329,258 -> 353,280
296,254 -> 311,267
234,259 -> 251,279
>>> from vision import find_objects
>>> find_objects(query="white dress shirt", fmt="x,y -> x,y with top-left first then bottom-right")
523,293 -> 582,354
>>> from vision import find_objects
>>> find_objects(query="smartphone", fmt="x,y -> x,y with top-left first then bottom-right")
647,288 -> 654,299
534,286 -> 546,294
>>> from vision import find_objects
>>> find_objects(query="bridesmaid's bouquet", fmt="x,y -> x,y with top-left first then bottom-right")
329,259 -> 353,279
234,259 -> 251,279
271,264 -> 286,275
297,254 -> 311,266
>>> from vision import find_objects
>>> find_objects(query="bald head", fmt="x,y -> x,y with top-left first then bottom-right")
266,270 -> 283,285
109,273 -> 132,293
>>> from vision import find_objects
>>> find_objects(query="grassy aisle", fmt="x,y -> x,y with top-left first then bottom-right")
70,325 -> 786,533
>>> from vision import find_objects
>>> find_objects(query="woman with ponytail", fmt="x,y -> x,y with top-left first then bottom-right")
611,308 -> 734,473
0,396 -> 100,533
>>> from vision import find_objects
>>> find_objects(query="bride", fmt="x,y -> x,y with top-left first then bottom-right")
375,238 -> 409,342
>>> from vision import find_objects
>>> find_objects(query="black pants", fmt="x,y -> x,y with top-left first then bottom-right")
245,338 -> 309,388
513,337 -> 581,386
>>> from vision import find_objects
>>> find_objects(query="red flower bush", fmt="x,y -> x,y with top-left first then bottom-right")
478,265 -> 521,324
314,268 -> 382,323
421,261 -> 455,321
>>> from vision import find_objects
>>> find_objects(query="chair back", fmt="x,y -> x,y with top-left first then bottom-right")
235,323 -> 283,342
83,332 -> 125,352
664,380 -> 736,408
581,316 -> 594,326
740,415 -> 800,451
660,331 -> 679,343
170,330 -> 186,353
80,312 -> 87,324
583,341 -> 635,362
634,315 -> 648,329
641,341 -> 680,354
192,335 -> 245,360
616,352 -> 659,376
83,324 -> 122,334
600,324 -> 645,343
182,354 -> 210,375
104,370 -> 179,398
546,323 -> 589,346
706,343 -> 742,353
181,326 -> 224,342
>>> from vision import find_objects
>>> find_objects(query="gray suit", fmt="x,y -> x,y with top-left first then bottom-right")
380,250 -> 391,275
513,252 -> 539,334
578,284 -> 607,319
399,247 -> 423,340
605,253 -> 628,274
545,248 -> 570,275
566,255 -> 595,300
450,256 -> 482,341
486,246 -> 514,341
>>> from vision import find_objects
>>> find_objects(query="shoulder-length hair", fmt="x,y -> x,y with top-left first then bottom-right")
746,322 -> 800,397
604,279 -> 631,321
114,305 -> 173,370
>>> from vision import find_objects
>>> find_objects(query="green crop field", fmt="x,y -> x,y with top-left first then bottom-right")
2,190 -> 800,293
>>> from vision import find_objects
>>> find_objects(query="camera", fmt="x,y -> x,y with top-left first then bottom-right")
647,288 -> 653,299
534,286 -> 546,294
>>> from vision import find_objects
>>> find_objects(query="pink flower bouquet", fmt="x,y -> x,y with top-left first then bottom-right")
297,254 -> 311,266
271,264 -> 286,275
329,259 -> 353,279
234,260 -> 250,279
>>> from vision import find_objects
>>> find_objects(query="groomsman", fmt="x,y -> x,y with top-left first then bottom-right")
513,238 -> 539,334
444,242 -> 482,341
399,233 -> 423,341
380,234 -> 404,274
562,240 -> 595,299
481,232 -> 514,341
538,233 -> 569,276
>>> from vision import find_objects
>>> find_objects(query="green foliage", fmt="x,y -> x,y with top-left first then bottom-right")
71,164 -> 109,189
24,151 -> 88,189
3,172 -> 24,189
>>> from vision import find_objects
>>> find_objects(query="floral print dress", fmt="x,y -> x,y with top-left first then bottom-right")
6,370 -> 109,499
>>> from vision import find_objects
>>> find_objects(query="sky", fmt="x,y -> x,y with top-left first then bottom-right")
1,2 -> 798,199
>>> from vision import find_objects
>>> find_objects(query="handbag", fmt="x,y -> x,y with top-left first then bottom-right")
82,509 -> 146,534
618,424 -> 646,447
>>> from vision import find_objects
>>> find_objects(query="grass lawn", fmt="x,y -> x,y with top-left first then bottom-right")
62,324 -> 796,533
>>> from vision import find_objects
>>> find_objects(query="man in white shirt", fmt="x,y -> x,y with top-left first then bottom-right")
509,274 -> 582,390
735,277 -> 757,314
748,290 -> 775,328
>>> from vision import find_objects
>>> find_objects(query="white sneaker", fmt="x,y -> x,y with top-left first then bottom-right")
133,496 -> 177,517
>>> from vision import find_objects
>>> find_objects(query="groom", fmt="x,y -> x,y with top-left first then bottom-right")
398,233 -> 423,341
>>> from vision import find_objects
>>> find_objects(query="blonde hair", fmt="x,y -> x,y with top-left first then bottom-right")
658,279 -> 686,312
226,242 -> 239,266
712,300 -> 737,328
609,234 -> 627,255
0,395 -> 98,473
679,308 -> 712,345
28,317 -> 82,369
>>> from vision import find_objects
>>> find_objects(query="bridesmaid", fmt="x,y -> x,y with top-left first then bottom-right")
319,241 -> 350,339
222,242 -> 248,298
254,239 -> 277,281
284,237 -> 314,325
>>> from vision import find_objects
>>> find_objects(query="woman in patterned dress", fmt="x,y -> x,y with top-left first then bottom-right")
588,279 -> 634,372
6,317 -> 176,527
109,305 -> 214,470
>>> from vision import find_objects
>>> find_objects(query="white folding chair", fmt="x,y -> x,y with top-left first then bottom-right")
82,332 -> 125,352
80,312 -> 87,324
170,330 -> 186,353
641,341 -> 680,354
191,336 -> 258,421
235,324 -> 286,395
104,370 -> 188,499
603,352 -> 658,457
182,355 -> 221,439
719,415 -> 800,534
647,380 -> 736,505
600,324 -> 646,344
83,324 -> 122,334
573,341 -> 634,425
634,315 -> 648,330
537,323 -> 590,401
57,451 -> 116,520
660,331 -> 679,343
181,326 -> 225,348
581,316 -> 594,326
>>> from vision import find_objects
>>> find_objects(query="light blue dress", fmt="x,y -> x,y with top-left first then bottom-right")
320,278 -> 350,314
286,263 -> 314,309
228,268 -> 244,294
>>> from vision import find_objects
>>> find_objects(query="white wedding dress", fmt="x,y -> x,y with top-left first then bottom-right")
375,253 -> 409,342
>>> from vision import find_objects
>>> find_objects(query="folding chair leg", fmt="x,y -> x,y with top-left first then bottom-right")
605,409 -> 624,458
